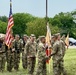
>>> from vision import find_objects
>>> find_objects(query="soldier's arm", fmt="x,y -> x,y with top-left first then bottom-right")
0,45 -> 5,53
38,45 -> 49,60
62,41 -> 66,57
50,44 -> 59,56
11,41 -> 15,52
12,40 -> 15,48
24,42 -> 29,55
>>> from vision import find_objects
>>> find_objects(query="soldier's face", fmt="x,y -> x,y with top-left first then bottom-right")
52,37 -> 55,42
15,37 -> 19,40
30,37 -> 34,42
42,38 -> 45,43
0,38 -> 3,43
58,35 -> 61,41
23,36 -> 27,40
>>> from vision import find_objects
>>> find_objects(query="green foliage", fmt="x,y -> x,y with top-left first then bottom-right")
26,18 -> 46,37
71,9 -> 76,15
0,21 -> 7,33
0,10 -> 76,38
13,13 -> 35,35
49,12 -> 76,38
26,17 -> 60,37
49,25 -> 60,35
0,16 -> 8,22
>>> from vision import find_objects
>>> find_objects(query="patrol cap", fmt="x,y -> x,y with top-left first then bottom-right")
27,36 -> 29,39
53,34 -> 58,39
23,34 -> 27,37
56,33 -> 60,36
15,34 -> 20,38
39,36 -> 45,40
30,34 -> 35,37
54,33 -> 60,37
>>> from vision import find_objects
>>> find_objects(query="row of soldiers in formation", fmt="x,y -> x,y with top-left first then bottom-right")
0,33 -> 67,75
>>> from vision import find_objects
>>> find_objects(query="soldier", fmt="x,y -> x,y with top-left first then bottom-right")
51,33 -> 67,75
25,34 -> 37,75
35,36 -> 50,75
6,37 -> 14,72
0,37 -> 6,72
6,46 -> 14,72
59,34 -> 67,75
22,34 -> 28,69
50,34 -> 61,75
12,34 -> 22,71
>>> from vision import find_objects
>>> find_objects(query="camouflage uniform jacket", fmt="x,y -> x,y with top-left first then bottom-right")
37,42 -> 48,61
52,40 -> 63,61
59,40 -> 66,57
0,42 -> 5,54
25,40 -> 37,58
12,39 -> 23,52
0,42 -> 6,63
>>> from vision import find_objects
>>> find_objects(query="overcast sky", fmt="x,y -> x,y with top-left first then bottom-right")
0,0 -> 76,17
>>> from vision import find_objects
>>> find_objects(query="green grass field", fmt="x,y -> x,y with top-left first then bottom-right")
0,48 -> 76,75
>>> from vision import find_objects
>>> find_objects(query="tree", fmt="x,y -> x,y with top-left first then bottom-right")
49,12 -> 76,38
13,13 -> 35,35
0,21 -> 7,33
26,18 -> 59,37
0,16 -> 8,22
26,18 -> 46,37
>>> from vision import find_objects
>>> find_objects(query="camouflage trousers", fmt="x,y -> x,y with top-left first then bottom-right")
0,54 -> 6,71
7,52 -> 14,72
22,51 -> 27,69
35,60 -> 47,75
27,57 -> 36,75
14,52 -> 20,71
53,59 -> 66,75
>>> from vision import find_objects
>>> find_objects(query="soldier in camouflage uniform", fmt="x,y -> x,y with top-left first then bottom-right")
25,34 -> 37,75
59,34 -> 67,75
12,34 -> 22,71
6,37 -> 14,72
51,33 -> 66,75
22,34 -> 28,69
51,34 -> 61,75
6,45 -> 14,72
0,37 -> 6,72
35,36 -> 50,75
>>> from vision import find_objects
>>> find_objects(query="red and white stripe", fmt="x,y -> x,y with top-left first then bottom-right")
5,14 -> 14,48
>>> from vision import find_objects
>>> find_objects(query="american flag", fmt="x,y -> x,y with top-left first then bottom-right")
5,0 -> 14,48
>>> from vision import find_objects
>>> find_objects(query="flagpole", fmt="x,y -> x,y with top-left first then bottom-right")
46,0 -> 48,25
10,0 -> 12,13
46,0 -> 51,74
